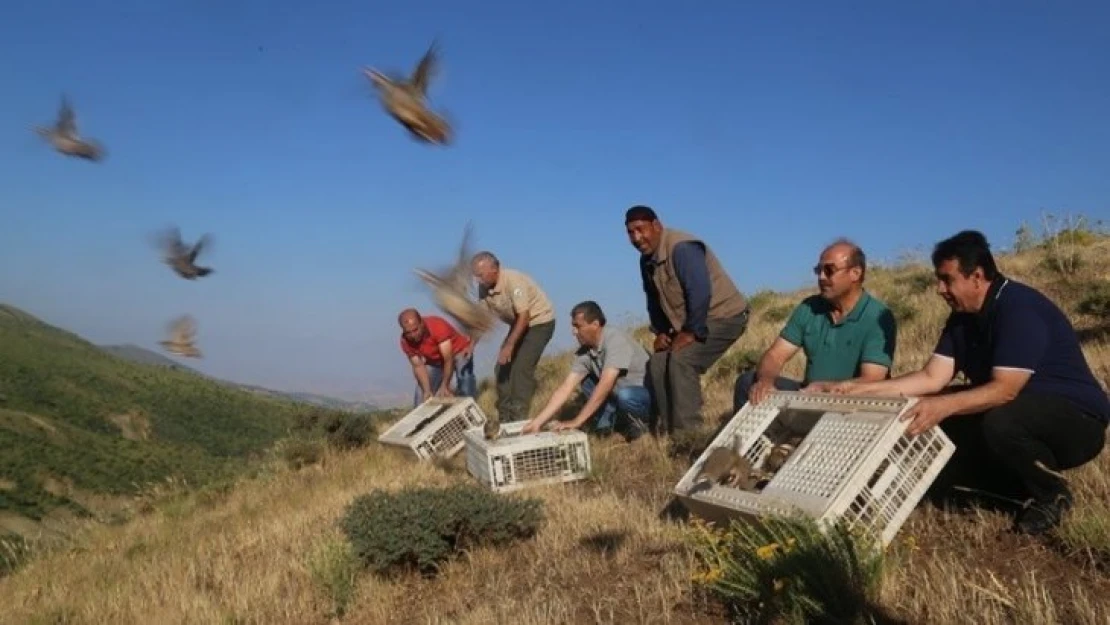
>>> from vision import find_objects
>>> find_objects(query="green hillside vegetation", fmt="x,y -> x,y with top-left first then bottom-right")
0,304 -> 348,524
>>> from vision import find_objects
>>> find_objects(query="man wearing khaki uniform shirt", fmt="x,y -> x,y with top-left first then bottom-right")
471,251 -> 557,424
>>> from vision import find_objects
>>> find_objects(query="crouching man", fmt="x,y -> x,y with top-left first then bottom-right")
829,230 -> 1109,535
522,301 -> 650,442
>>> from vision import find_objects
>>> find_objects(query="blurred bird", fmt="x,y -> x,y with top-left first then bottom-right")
363,39 -> 453,145
155,227 -> 214,280
414,222 -> 495,342
34,95 -> 105,161
484,419 -> 502,441
160,315 -> 202,358
693,435 -> 758,490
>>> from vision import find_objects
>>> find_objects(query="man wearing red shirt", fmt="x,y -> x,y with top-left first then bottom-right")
398,308 -> 477,406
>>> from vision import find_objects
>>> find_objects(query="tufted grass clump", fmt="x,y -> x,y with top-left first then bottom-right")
687,515 -> 892,624
339,484 -> 545,577
0,533 -> 32,577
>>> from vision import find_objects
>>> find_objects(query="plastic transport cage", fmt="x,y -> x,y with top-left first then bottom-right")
463,420 -> 592,493
673,390 -> 955,547
377,396 -> 488,461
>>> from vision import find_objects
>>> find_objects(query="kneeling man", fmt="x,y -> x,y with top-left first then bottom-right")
734,238 -> 897,411
830,230 -> 1109,535
522,301 -> 650,441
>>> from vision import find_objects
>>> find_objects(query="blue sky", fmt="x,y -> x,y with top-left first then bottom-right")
1,1 -> 1107,406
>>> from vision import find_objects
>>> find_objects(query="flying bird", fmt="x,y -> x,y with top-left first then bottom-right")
484,419 -> 502,441
160,315 -> 202,358
34,95 -> 106,161
363,39 -> 453,145
413,222 -> 495,342
155,227 -> 214,280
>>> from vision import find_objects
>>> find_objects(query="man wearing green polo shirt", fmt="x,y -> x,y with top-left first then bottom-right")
733,239 -> 898,412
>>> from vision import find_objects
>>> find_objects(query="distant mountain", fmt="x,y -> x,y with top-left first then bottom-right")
98,344 -> 378,413
99,344 -> 201,372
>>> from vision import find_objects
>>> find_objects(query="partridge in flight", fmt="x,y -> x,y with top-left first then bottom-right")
35,95 -> 105,162
160,314 -> 202,358
363,39 -> 453,145
156,227 -> 214,280
414,222 -> 495,342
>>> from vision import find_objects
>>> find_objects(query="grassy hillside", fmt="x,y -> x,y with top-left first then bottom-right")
0,304 -> 327,525
1,219 -> 1108,624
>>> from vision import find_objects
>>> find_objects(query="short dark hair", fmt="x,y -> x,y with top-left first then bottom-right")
571,300 -> 606,326
624,205 -> 658,225
931,230 -> 999,280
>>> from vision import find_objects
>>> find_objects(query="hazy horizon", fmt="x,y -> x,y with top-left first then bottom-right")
2,1 -> 1107,405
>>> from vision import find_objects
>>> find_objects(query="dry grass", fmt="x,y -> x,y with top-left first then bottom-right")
1,226 -> 1108,624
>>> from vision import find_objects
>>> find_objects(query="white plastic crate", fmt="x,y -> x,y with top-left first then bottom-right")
463,421 -> 592,493
673,390 -> 955,547
377,397 -> 488,461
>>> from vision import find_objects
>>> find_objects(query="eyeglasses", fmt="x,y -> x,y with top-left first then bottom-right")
813,263 -> 851,278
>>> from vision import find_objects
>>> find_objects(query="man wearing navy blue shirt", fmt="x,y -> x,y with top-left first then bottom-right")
625,206 -> 750,435
831,230 -> 1108,535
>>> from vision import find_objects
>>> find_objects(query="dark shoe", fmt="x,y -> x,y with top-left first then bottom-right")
1013,490 -> 1074,535
617,414 -> 648,443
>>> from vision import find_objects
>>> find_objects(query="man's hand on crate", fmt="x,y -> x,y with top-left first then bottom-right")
900,395 -> 956,436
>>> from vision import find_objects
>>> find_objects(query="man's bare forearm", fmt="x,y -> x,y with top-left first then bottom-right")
503,314 -> 530,350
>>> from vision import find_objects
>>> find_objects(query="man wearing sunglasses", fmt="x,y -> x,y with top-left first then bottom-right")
829,230 -> 1108,535
732,239 -> 897,413
626,205 -> 750,436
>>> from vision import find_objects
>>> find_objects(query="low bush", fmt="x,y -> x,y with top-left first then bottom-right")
326,413 -> 375,450
687,515 -> 890,624
761,304 -> 793,324
708,348 -> 761,385
282,438 -> 324,469
339,484 -> 544,576
1077,282 -> 1110,319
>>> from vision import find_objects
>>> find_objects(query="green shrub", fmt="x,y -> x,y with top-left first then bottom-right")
904,270 -> 935,295
747,289 -> 778,311
339,484 -> 544,576
762,304 -> 793,324
307,535 -> 359,618
1077,282 -> 1110,319
885,297 -> 916,324
688,515 -> 890,624
292,408 -> 328,434
326,413 -> 375,450
320,412 -> 346,435
282,438 -> 325,469
709,348 -> 761,384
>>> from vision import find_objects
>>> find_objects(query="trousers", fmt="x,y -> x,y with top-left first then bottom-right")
932,391 -> 1106,505
412,353 -> 477,407
647,310 -> 749,434
494,320 -> 556,423
579,376 -> 651,435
